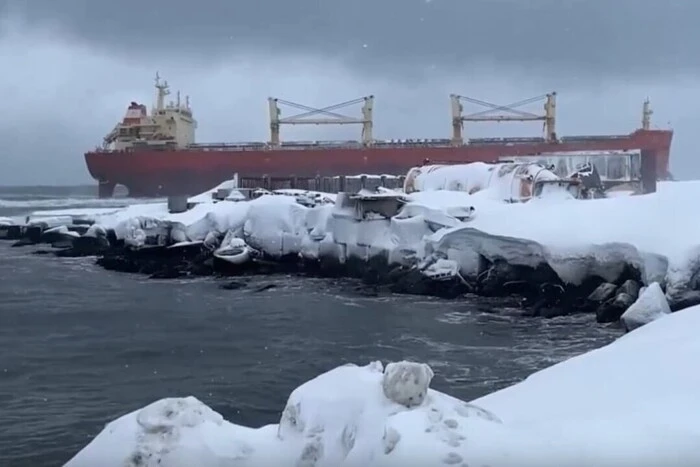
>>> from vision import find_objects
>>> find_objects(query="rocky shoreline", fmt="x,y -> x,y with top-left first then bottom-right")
1,218 -> 686,327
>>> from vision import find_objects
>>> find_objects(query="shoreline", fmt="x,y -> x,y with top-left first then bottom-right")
0,217 -> 669,324
3,175 -> 698,329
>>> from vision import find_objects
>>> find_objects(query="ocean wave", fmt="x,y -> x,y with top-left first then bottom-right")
0,197 -> 165,210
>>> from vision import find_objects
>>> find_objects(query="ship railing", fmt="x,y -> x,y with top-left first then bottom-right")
561,135 -> 629,142
187,139 -> 460,151
88,133 -> 639,154
469,137 -> 546,144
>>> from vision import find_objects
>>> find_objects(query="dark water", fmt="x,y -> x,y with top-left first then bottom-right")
0,185 -> 156,219
0,187 -> 622,466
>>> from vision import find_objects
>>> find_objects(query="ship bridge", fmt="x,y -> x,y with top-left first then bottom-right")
102,73 -> 196,151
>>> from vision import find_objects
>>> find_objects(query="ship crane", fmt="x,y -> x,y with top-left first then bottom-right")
268,96 -> 374,146
450,93 -> 557,145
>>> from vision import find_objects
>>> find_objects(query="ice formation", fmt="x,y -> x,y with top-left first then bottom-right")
65,307 -> 700,466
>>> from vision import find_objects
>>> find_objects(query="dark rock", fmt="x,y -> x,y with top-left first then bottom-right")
520,282 -> 570,318
586,283 -> 618,310
314,256 -> 347,278
613,263 -> 644,286
540,305 -> 568,319
24,225 -> 44,244
72,218 -> 95,226
97,242 -> 213,278
389,267 -> 433,296
10,225 -> 44,246
353,284 -> 381,297
253,284 -> 277,292
51,238 -> 75,249
149,268 -> 186,279
106,229 -> 119,247
67,225 -> 90,235
478,259 -> 520,296
0,224 -> 22,240
219,280 -> 247,290
11,238 -> 36,247
668,291 -> 700,312
388,266 -> 468,299
596,292 -> 635,323
212,255 -> 250,276
55,235 -> 111,257
40,228 -> 74,245
361,253 -> 391,286
617,279 -> 641,301
32,249 -> 54,255
476,258 -> 561,299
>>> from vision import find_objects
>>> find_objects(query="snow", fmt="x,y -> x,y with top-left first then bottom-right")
463,180 -> 700,262
404,162 -> 562,201
187,177 -> 240,204
66,306 -> 700,467
20,174 -> 698,269
620,282 -> 671,331
10,172 -> 700,296
472,306 -> 700,465
43,225 -> 80,238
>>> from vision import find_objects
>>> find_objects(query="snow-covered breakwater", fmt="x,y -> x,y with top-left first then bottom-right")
3,175 -> 700,325
64,305 -> 700,466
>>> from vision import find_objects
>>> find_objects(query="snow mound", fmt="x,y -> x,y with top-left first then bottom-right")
620,282 -> 671,331
66,305 -> 700,467
66,361 -> 506,467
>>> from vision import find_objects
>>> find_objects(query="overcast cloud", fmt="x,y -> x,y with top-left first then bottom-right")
1,0 -> 698,185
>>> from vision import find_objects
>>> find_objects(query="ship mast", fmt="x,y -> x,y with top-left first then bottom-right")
154,72 -> 170,111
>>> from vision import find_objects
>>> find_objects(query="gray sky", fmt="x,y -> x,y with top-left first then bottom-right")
1,0 -> 698,185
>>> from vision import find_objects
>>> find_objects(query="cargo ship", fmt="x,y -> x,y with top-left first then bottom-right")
85,74 -> 673,198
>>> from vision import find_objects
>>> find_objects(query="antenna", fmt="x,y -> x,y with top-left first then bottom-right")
154,72 -> 170,111
642,98 -> 652,130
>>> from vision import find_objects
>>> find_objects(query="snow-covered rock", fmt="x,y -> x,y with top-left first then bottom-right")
620,282 -> 671,332
16,178 -> 700,309
381,361 -> 434,408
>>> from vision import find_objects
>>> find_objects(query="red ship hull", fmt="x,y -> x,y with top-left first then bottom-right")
85,129 -> 673,198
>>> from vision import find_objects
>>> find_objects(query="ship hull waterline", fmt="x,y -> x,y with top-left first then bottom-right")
85,129 -> 673,198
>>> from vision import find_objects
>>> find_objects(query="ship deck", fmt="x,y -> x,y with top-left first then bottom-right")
90,134 -> 645,153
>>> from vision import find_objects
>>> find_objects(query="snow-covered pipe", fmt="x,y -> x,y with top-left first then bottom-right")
404,162 -> 561,202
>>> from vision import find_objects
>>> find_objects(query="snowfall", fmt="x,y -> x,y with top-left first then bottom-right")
9,164 -> 700,465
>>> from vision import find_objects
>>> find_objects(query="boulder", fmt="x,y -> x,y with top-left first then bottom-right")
596,292 -> 635,323
586,282 -> 618,309
620,282 -> 671,332
382,361 -> 434,408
